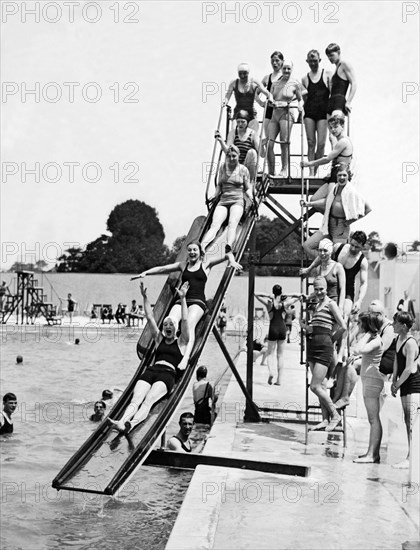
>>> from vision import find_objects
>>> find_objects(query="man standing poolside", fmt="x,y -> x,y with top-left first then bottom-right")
167,412 -> 194,453
0,393 -> 18,435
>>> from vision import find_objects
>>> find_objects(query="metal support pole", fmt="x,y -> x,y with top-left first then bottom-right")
212,327 -> 261,422
245,227 -> 258,422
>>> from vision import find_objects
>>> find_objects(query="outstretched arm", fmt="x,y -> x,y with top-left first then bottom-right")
139,283 -> 160,340
299,256 -> 321,277
131,261 -> 182,280
255,293 -> 272,309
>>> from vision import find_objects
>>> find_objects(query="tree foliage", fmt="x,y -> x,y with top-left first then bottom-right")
243,215 -> 302,276
55,200 -> 170,273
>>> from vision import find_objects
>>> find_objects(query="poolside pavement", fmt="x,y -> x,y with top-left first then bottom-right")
166,340 -> 420,550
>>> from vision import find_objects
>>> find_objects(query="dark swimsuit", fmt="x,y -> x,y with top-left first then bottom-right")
178,264 -> 208,311
171,436 -> 192,452
304,70 -> 329,121
0,412 -> 13,435
327,64 -> 350,115
233,79 -> 257,120
333,244 -> 365,301
396,337 -> 420,397
139,338 -> 183,393
267,303 -> 287,341
194,382 -> 212,424
265,74 -> 274,120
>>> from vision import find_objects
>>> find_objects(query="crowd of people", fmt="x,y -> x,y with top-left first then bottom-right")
3,43 -> 418,471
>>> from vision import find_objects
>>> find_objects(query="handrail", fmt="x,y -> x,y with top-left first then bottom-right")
205,104 -> 226,208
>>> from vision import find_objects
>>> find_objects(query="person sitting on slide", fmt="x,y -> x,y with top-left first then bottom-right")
109,282 -> 189,434
215,110 -> 262,181
201,144 -> 253,260
133,240 -> 241,371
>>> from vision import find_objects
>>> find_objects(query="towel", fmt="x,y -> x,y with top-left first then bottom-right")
321,183 -> 367,235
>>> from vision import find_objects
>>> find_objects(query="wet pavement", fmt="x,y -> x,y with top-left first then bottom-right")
166,341 -> 420,549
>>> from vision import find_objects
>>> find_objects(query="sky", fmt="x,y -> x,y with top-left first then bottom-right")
1,0 -> 419,269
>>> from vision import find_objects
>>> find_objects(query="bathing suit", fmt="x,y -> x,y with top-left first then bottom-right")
139,338 -> 184,393
265,74 -> 274,120
360,335 -> 385,399
234,128 -> 255,165
217,163 -> 249,209
327,64 -> 350,115
67,298 -> 75,312
179,263 -> 207,311
304,70 -> 329,121
319,263 -> 339,303
307,301 -> 335,366
171,436 -> 192,452
396,337 -> 420,396
269,78 -> 300,124
194,382 -> 212,424
333,244 -> 365,301
267,303 -> 287,341
0,412 -> 13,435
233,79 -> 258,120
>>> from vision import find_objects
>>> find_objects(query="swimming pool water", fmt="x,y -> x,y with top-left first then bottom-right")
0,325 -> 241,549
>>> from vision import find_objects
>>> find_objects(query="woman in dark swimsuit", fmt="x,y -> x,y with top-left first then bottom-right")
391,312 -> 420,469
255,284 -> 300,385
109,282 -> 190,434
134,240 -> 241,370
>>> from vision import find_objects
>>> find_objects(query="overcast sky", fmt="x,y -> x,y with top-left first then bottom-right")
1,0 -> 419,269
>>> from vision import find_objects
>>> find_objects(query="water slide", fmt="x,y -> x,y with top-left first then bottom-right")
52,179 -> 269,496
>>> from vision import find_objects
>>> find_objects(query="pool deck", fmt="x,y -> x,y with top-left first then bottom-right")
166,341 -> 420,550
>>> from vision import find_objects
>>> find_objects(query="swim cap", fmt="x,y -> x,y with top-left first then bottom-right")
16,355 -> 23,364
313,276 -> 327,288
369,300 -> 385,314
237,63 -> 249,73
102,389 -> 113,399
318,238 -> 333,254
282,59 -> 293,69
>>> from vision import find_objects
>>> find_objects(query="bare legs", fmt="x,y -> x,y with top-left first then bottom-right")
304,118 -> 328,176
393,394 -> 420,468
267,339 -> 286,385
109,379 -> 168,432
354,394 -> 382,463
201,204 -> 244,254
334,358 -> 361,409
309,361 -> 340,431
169,303 -> 204,371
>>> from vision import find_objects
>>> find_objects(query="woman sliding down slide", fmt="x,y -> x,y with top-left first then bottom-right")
109,282 -> 189,435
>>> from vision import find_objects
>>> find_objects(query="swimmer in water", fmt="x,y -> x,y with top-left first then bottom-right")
90,401 -> 106,422
167,412 -> 194,452
1,393 -> 17,435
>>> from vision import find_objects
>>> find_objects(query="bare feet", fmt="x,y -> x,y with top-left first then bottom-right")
353,456 -> 380,464
310,420 -> 329,431
334,398 -> 350,410
108,418 -> 126,433
326,416 -> 341,432
392,459 -> 409,469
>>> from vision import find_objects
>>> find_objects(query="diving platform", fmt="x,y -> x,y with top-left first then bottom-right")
267,176 -> 325,194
